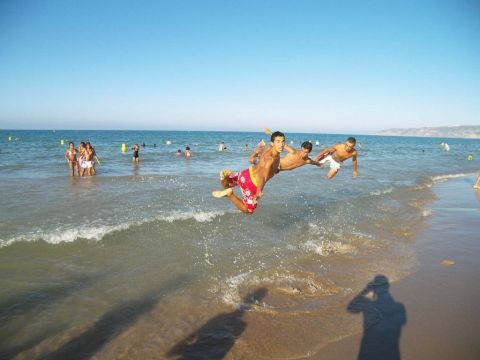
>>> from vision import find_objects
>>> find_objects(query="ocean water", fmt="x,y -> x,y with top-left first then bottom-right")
0,130 -> 479,359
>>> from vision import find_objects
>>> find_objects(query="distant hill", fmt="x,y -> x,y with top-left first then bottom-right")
377,125 -> 480,139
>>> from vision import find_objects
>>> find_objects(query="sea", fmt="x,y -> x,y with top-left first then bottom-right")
0,130 -> 478,359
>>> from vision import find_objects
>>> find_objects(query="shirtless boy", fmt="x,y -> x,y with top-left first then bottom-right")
277,141 -> 318,171
64,142 -> 78,177
212,131 -> 285,214
253,128 -> 315,171
311,137 -> 358,179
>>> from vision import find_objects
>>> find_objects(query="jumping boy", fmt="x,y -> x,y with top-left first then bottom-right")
312,137 -> 358,179
212,131 -> 285,214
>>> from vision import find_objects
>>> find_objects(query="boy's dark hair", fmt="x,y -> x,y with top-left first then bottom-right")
270,131 -> 285,142
347,137 -> 356,144
69,142 -> 74,146
301,141 -> 312,152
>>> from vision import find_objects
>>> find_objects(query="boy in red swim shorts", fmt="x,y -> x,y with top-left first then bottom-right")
212,131 -> 285,214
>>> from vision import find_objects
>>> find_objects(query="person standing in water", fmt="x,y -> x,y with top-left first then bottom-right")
185,146 -> 192,158
132,144 -> 140,163
212,131 -> 285,214
64,142 -> 78,177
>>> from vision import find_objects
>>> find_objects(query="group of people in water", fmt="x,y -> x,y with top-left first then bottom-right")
213,131 -> 358,214
64,141 -> 98,177
133,143 -> 192,162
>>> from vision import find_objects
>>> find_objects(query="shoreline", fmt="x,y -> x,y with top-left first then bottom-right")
314,176 -> 480,359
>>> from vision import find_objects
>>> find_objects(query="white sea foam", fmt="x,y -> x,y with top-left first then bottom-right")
422,208 -> 432,217
159,210 -> 225,223
369,187 -> 393,196
431,173 -> 469,183
0,223 -> 131,248
0,210 -> 226,248
219,270 -> 335,308
302,240 -> 356,256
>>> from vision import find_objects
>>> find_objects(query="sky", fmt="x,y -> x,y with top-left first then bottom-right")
0,0 -> 479,133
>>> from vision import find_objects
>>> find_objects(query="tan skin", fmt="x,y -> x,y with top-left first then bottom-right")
247,139 -> 267,165
312,140 -> 358,179
474,175 -> 480,190
85,145 -> 94,176
78,144 -> 86,177
64,143 -> 78,177
221,135 -> 285,213
278,144 -> 318,171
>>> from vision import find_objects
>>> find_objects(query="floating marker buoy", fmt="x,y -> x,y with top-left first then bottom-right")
467,155 -> 473,161
315,141 -> 320,146
8,136 -> 12,141
441,259 -> 455,267
121,143 -> 127,153
290,140 -> 294,144
60,139 -> 65,145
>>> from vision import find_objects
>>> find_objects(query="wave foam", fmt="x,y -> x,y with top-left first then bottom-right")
0,210 -> 226,248
369,187 -> 393,196
431,173 -> 469,183
302,240 -> 356,256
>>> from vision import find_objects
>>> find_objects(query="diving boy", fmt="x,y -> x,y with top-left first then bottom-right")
212,131 -> 285,214
312,137 -> 358,179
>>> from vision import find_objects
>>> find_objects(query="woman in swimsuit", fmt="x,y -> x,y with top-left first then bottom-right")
77,142 -> 87,176
132,144 -> 140,163
85,143 -> 94,176
64,142 -> 78,177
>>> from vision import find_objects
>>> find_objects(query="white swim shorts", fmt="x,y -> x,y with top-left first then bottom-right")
319,155 -> 341,171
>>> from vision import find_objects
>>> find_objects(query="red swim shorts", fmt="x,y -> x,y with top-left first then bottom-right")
227,167 -> 258,213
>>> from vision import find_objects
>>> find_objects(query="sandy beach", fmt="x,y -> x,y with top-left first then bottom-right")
317,176 -> 480,360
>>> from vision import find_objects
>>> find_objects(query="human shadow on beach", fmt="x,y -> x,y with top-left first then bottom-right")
0,274 -> 100,323
347,275 -> 407,360
167,287 -> 267,360
42,275 -> 190,360
0,274 -> 101,359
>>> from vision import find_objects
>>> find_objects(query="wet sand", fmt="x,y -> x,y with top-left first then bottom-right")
317,176 -> 480,360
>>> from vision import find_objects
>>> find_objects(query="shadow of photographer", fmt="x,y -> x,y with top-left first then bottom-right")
347,275 -> 406,360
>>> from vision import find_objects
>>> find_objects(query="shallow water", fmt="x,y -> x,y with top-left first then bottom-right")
0,130 -> 479,359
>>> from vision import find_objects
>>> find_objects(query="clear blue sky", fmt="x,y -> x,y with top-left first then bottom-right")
0,0 -> 479,133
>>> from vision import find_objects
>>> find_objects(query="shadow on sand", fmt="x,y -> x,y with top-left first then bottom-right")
42,275 -> 190,360
167,287 -> 267,360
347,275 -> 407,360
0,274 -> 102,359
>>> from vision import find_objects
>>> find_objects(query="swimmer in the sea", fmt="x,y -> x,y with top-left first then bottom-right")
175,149 -> 182,157
212,131 -> 285,214
185,146 -> 192,158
